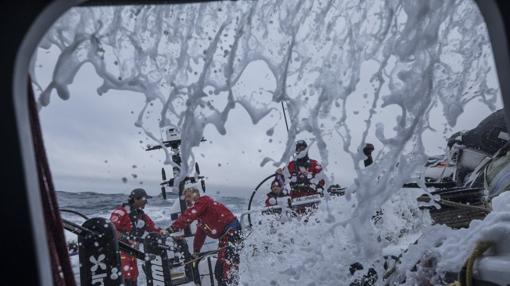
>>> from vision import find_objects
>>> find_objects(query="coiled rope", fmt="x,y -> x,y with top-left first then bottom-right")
448,240 -> 493,286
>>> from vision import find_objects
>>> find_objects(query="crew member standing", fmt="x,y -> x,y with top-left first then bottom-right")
110,188 -> 163,286
279,140 -> 326,199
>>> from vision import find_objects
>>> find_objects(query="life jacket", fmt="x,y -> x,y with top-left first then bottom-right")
127,205 -> 149,238
288,159 -> 322,178
286,158 -> 325,193
110,203 -> 160,242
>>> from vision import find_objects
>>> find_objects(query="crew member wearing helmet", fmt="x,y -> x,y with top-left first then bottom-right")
109,188 -> 164,286
265,176 -> 287,207
278,140 -> 325,199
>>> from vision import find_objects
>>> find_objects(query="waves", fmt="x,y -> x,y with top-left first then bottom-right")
57,190 -> 248,225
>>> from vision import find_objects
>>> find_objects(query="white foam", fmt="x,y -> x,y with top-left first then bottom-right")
36,0 -> 501,284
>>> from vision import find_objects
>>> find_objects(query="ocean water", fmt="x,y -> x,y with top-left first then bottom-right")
58,190 -> 249,285
58,187 -> 432,285
57,190 -> 248,227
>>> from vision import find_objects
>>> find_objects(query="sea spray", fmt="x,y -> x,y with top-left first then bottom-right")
34,0 -> 500,284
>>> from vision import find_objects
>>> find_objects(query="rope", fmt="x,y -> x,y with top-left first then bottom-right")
463,241 -> 493,286
383,237 -> 493,285
448,241 -> 493,286
28,78 -> 76,286
178,249 -> 221,267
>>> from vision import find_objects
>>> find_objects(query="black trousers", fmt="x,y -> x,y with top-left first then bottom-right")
123,280 -> 137,286
214,229 -> 242,286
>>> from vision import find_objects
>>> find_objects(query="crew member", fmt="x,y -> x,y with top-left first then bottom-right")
279,140 -> 325,199
265,177 -> 287,207
110,188 -> 163,286
169,187 -> 242,286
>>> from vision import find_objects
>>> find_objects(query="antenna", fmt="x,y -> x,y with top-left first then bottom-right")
281,101 -> 290,134
161,168 -> 167,200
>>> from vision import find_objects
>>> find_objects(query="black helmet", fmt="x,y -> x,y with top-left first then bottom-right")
129,188 -> 151,200
295,140 -> 308,152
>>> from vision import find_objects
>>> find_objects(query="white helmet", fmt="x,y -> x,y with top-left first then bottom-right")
294,140 -> 309,159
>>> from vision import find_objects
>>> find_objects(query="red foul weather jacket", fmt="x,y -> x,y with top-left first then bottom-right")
287,159 -> 325,187
110,204 -> 161,240
287,159 -> 323,176
171,196 -> 236,253
110,204 -> 160,281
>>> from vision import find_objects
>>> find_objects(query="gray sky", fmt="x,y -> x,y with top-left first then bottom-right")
35,48 -> 293,196
33,4 -> 503,198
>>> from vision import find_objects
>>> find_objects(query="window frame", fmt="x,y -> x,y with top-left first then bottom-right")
5,0 -> 510,284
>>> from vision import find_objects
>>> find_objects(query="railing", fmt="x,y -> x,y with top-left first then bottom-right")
60,210 -> 215,286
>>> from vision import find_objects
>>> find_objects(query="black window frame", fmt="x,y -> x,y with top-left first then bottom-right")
2,1 -> 510,285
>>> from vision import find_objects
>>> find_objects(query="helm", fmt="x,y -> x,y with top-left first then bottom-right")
295,140 -> 308,159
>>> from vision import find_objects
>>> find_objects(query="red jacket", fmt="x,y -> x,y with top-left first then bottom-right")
110,204 -> 160,241
287,159 -> 322,175
171,196 -> 236,253
287,159 -> 325,188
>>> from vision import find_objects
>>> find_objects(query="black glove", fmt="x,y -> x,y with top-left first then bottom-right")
363,143 -> 374,156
